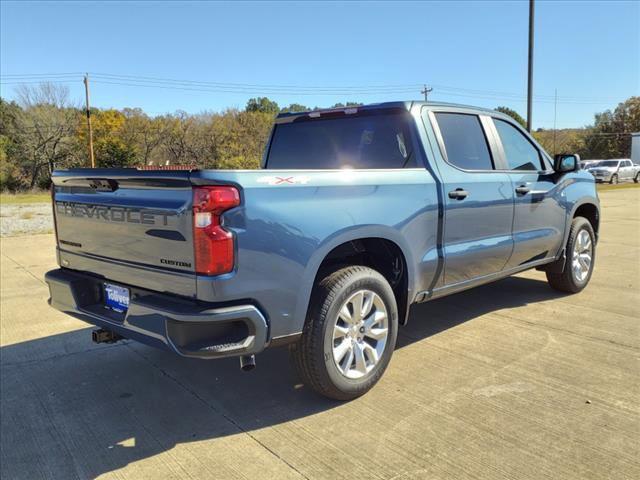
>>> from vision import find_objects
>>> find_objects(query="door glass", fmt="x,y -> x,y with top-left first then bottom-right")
434,113 -> 494,170
494,119 -> 543,171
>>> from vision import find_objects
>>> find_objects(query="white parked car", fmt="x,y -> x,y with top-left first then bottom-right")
587,159 -> 640,184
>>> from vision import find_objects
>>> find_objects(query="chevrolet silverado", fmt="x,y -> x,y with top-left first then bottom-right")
45,102 -> 600,400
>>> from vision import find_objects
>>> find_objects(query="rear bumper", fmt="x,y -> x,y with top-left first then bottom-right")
45,268 -> 268,359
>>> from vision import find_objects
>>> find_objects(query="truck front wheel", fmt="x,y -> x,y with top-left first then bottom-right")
546,217 -> 596,293
290,266 -> 398,400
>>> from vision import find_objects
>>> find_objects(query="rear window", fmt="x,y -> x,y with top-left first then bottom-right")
266,112 -> 418,169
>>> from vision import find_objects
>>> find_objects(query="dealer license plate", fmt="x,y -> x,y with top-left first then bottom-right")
104,283 -> 130,313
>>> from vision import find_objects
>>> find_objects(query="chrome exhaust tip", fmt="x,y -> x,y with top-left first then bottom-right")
239,354 -> 256,371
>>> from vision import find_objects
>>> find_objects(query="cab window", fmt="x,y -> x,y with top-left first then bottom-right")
493,119 -> 543,171
267,112 -> 418,169
433,113 -> 494,170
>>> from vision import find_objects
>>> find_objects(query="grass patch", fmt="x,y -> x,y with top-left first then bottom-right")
0,192 -> 50,204
596,182 -> 640,192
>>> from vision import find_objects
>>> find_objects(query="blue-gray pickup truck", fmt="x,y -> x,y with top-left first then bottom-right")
46,101 -> 600,400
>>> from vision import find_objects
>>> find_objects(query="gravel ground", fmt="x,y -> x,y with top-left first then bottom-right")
0,203 -> 53,237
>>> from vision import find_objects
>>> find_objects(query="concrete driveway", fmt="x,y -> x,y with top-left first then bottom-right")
1,188 -> 639,480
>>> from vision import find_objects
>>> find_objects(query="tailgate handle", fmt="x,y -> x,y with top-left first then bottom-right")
88,178 -> 118,192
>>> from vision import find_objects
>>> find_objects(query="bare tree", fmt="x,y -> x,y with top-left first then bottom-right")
15,82 -> 76,109
11,83 -> 81,187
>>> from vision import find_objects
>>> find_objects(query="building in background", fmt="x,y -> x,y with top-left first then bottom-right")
633,133 -> 640,164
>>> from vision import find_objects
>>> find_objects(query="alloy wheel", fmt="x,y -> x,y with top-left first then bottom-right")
331,289 -> 389,379
572,229 -> 593,283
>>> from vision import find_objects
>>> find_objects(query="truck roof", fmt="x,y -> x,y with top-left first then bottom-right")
275,101 -> 497,121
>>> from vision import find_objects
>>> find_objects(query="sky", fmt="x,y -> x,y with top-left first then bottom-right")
1,0 -> 638,129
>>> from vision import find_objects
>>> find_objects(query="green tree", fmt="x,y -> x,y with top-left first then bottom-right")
0,135 -> 22,191
79,108 -> 137,168
494,106 -> 527,128
280,103 -> 309,113
581,96 -> 639,159
245,97 -> 279,114
532,128 -> 585,156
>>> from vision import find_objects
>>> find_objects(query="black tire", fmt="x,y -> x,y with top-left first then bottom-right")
290,266 -> 398,401
610,174 -> 618,185
546,217 -> 596,293
634,173 -> 639,184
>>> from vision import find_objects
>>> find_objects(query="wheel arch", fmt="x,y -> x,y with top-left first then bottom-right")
294,227 -> 416,333
573,201 -> 600,241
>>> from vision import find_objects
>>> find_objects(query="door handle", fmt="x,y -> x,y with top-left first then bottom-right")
515,185 -> 530,195
448,188 -> 469,200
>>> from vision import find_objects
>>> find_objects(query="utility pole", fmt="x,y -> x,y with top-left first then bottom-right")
553,88 -> 558,155
83,73 -> 96,168
421,84 -> 433,102
526,0 -> 535,132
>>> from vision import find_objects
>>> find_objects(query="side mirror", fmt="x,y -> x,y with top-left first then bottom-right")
554,153 -> 580,173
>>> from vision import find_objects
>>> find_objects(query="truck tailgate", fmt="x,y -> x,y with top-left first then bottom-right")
52,169 -> 197,297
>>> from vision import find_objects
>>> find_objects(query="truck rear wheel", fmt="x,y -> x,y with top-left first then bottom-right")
290,266 -> 398,400
546,217 -> 596,293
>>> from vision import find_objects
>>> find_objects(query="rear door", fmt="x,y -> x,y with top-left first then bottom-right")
52,169 -> 197,297
489,118 -> 565,268
428,111 -> 514,285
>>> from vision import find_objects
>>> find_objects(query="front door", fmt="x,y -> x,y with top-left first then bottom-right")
429,111 -> 515,285
490,118 -> 565,268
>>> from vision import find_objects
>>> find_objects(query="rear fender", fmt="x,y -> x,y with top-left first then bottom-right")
291,225 -> 416,334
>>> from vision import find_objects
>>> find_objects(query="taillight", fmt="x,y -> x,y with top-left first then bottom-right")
192,186 -> 240,275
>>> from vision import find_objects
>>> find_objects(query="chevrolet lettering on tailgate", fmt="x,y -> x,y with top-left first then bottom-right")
55,202 -> 174,226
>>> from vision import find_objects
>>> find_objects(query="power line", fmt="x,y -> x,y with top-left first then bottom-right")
0,72 -> 83,78
88,74 -> 629,103
0,80 -> 80,85
91,72 -> 422,91
0,71 -> 630,105
1,71 -> 625,100
89,79 -> 419,96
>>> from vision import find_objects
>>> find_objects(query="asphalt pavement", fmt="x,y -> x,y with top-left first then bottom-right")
1,188 -> 638,480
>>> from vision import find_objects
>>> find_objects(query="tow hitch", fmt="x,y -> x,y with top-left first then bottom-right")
92,328 -> 124,344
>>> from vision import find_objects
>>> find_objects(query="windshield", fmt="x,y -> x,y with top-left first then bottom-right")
595,161 -> 620,168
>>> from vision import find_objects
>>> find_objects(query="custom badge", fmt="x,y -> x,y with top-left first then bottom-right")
256,175 -> 311,185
